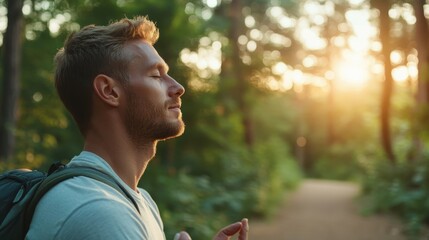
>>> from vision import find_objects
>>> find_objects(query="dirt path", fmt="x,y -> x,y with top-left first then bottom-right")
249,179 -> 412,240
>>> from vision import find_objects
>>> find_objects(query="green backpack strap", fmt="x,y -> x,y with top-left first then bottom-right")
23,166 -> 141,232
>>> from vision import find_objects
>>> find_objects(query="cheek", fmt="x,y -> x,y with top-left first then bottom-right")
130,84 -> 167,110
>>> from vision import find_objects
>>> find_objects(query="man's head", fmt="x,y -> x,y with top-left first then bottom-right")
55,16 -> 185,143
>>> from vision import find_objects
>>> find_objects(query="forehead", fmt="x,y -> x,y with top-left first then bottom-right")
123,40 -> 167,70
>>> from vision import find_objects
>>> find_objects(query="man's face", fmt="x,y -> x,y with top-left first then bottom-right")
121,40 -> 185,145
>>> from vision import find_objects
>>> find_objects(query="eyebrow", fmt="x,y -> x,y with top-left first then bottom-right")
148,61 -> 169,73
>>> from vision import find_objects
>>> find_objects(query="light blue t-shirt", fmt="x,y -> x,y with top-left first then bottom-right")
26,151 -> 166,240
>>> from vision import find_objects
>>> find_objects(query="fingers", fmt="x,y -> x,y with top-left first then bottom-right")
239,218 -> 249,240
222,222 -> 243,236
213,222 -> 242,240
174,231 -> 191,240
213,218 -> 250,240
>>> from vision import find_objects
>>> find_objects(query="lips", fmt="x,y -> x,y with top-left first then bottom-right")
168,104 -> 181,109
167,100 -> 182,110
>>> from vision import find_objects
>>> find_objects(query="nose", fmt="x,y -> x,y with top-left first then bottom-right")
167,75 -> 185,97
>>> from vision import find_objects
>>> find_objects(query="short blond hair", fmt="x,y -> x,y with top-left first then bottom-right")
54,16 -> 159,135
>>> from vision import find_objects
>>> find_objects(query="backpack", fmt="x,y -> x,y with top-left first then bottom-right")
0,163 -> 140,240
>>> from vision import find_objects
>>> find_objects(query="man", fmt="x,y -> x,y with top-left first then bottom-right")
26,16 -> 248,240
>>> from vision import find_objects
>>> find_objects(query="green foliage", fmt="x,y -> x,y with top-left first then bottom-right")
312,143 -> 363,180
141,169 -> 230,239
142,136 -> 301,239
361,157 -> 429,239
354,64 -> 429,238
292,84 -> 381,180
247,137 -> 301,216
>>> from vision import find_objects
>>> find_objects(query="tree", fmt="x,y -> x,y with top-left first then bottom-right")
0,0 -> 24,162
228,0 -> 255,147
372,0 -> 396,163
413,0 -> 429,104
410,0 -> 429,161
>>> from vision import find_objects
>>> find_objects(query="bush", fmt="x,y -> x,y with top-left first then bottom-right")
141,170 -> 229,239
140,137 -> 302,239
312,143 -> 363,181
361,159 -> 429,238
247,137 -> 302,217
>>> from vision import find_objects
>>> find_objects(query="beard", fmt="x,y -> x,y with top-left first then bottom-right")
125,92 -> 185,147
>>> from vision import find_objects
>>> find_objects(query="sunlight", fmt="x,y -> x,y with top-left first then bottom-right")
245,16 -> 256,28
391,64 -> 419,83
392,66 -> 409,82
390,50 -> 404,65
261,0 -> 414,94
390,51 -> 418,83
0,16 -> 6,32
348,0 -> 365,6
334,56 -> 369,89
348,35 -> 370,53
272,62 -> 288,75
407,63 -> 419,81
204,0 -> 219,8
180,36 -> 222,77
22,4 -> 32,15
303,55 -> 317,68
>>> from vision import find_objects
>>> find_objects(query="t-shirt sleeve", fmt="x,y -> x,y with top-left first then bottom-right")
56,198 -> 148,240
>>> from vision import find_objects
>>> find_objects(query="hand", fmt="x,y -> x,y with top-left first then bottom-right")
213,218 -> 248,240
174,218 -> 249,240
174,231 -> 192,240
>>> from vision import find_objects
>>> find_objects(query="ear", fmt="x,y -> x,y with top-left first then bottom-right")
93,74 -> 122,107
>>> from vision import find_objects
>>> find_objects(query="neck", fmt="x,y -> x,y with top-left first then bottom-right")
83,128 -> 158,191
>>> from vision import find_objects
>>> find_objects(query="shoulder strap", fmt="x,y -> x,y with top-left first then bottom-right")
24,167 -> 140,232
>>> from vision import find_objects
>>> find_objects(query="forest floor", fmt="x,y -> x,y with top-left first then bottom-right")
249,179 -> 429,240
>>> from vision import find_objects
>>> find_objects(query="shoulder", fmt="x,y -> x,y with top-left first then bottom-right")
27,176 -> 144,240
36,175 -> 132,212
57,198 -> 147,239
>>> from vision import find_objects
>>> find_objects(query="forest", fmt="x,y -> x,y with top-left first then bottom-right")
0,0 -> 428,239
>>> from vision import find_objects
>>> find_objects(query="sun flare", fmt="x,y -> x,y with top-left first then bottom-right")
334,57 -> 370,89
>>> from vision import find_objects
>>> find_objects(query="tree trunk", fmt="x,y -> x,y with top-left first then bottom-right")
374,0 -> 396,163
229,0 -> 254,147
409,0 -> 429,162
414,0 -> 429,104
325,17 -> 337,146
0,0 -> 24,162
327,79 -> 335,145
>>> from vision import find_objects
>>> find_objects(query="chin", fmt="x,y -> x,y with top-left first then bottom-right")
157,121 -> 185,141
